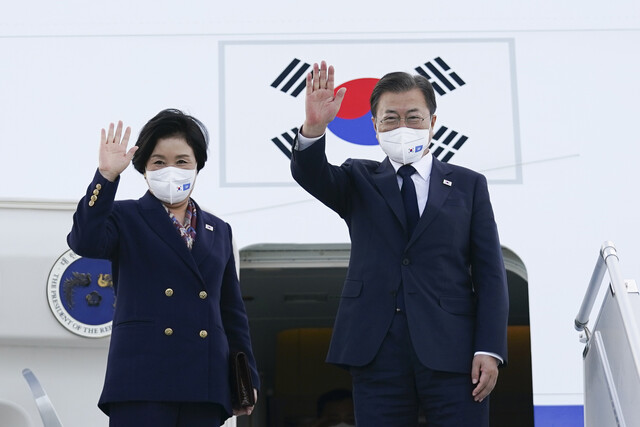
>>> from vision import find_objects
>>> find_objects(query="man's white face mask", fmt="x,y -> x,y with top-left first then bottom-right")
377,127 -> 430,165
328,423 -> 355,427
145,166 -> 196,204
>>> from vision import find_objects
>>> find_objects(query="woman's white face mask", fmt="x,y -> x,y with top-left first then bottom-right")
377,127 -> 430,165
145,166 -> 196,204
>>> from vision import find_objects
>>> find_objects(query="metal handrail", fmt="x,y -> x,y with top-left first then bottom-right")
574,241 -> 640,376
575,242 -> 615,332
22,369 -> 64,427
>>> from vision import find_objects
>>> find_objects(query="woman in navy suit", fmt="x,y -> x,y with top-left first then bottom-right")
68,109 -> 259,427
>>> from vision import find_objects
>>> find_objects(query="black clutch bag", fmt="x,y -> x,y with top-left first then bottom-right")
230,351 -> 256,410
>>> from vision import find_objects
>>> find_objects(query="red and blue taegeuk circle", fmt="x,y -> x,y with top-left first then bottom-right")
327,78 -> 379,146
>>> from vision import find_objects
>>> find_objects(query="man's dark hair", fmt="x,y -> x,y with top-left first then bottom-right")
132,108 -> 209,174
370,72 -> 437,118
317,388 -> 353,417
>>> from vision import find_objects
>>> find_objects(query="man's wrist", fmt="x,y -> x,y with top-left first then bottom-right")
474,351 -> 503,365
300,122 -> 327,138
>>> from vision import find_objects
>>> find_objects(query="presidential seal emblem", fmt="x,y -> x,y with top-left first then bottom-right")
47,249 -> 115,338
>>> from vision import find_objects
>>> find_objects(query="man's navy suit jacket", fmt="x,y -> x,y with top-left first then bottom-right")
67,170 -> 259,418
291,137 -> 509,374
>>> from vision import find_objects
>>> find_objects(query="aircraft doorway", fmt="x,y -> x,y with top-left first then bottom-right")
238,244 -> 532,427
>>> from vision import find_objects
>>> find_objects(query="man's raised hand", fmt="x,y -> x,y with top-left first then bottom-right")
301,61 -> 347,138
98,121 -> 137,182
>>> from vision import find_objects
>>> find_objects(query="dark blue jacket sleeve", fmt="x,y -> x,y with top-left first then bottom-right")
67,169 -> 120,260
290,135 -> 354,219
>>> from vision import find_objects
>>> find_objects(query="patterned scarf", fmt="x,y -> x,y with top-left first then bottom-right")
167,199 -> 197,250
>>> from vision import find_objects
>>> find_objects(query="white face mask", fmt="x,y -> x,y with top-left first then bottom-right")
328,423 -> 355,427
377,127 -> 430,165
145,167 -> 196,204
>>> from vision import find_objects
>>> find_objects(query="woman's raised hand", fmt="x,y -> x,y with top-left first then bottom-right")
98,121 -> 137,182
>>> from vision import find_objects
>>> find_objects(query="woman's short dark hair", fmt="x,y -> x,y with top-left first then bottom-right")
370,72 -> 437,118
132,108 -> 209,174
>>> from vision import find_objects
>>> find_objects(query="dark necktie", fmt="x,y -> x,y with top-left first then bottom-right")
398,165 -> 419,236
395,165 -> 419,312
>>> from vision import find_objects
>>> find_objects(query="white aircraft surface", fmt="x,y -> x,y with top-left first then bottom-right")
1,2 -> 639,426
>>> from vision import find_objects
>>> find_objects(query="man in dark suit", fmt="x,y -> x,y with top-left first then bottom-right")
291,61 -> 509,426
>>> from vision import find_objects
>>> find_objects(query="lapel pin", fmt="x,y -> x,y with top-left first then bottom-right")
205,224 -> 214,231
443,179 -> 452,187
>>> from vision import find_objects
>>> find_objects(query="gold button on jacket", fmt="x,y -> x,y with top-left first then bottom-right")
199,291 -> 207,299
164,328 -> 173,336
165,288 -> 174,297
199,330 -> 208,338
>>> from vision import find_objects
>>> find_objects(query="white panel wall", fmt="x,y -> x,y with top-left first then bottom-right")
1,1 -> 639,424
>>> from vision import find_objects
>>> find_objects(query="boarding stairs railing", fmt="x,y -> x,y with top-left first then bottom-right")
21,369 -> 64,427
574,241 -> 640,427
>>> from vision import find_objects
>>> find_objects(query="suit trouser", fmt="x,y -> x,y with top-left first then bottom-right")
108,401 -> 223,427
349,312 -> 489,427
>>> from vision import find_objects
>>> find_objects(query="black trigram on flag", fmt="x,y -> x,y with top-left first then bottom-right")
428,126 -> 468,163
271,59 -> 310,97
415,57 -> 465,96
271,127 -> 299,159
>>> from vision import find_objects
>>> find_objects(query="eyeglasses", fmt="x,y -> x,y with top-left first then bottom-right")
378,115 -> 428,131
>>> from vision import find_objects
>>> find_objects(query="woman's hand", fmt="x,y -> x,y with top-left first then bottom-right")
98,121 -> 137,182
232,388 -> 258,417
